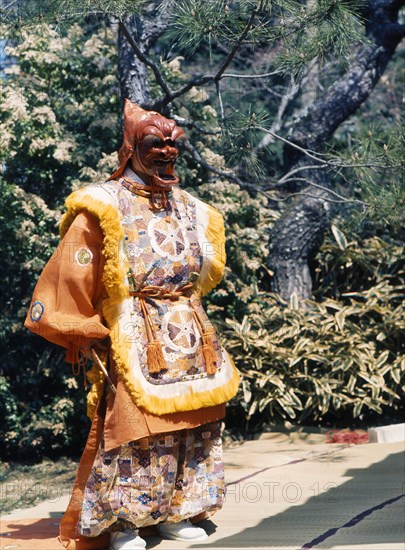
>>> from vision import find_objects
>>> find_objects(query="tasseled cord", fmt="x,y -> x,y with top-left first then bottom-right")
136,294 -> 217,376
202,336 -> 218,376
192,309 -> 218,376
139,297 -> 167,374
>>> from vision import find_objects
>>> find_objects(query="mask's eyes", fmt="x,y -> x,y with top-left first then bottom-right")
141,136 -> 165,149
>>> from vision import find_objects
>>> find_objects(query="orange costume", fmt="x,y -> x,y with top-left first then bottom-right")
25,101 -> 239,549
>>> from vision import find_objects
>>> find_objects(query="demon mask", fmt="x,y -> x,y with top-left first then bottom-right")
109,100 -> 185,188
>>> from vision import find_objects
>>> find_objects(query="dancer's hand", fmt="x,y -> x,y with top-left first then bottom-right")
79,338 -> 109,360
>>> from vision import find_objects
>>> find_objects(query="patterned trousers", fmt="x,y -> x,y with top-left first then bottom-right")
77,421 -> 225,536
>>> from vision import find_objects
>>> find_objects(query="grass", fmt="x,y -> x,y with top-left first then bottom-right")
0,457 -> 78,515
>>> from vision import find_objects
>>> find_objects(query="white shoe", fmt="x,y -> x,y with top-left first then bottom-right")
157,520 -> 208,541
109,529 -> 147,550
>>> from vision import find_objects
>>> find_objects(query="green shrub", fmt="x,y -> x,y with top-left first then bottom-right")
224,229 -> 404,430
0,338 -> 90,462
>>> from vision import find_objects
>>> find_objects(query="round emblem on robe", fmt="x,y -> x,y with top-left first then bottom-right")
75,247 -> 93,266
30,301 -> 44,322
148,216 -> 187,260
161,304 -> 199,354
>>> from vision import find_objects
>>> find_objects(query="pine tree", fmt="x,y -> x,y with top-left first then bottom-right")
2,0 -> 402,301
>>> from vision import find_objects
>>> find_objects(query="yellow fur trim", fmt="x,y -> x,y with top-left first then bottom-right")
60,187 -> 129,419
86,363 -> 104,420
200,205 -> 226,296
102,296 -> 240,416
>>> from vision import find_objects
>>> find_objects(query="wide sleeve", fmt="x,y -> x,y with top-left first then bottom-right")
193,196 -> 226,296
24,211 -> 110,363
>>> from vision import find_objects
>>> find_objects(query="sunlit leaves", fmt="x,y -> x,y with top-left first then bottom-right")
1,23 -> 120,204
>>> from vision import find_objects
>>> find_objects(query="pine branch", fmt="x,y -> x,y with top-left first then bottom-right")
215,81 -> 225,125
260,128 -> 327,164
272,178 -> 369,206
214,6 -> 258,81
266,191 -> 366,205
256,75 -> 300,151
120,4 -> 262,109
286,0 -> 405,154
259,127 -> 399,171
166,11 -> 259,107
260,128 -> 401,176
221,70 -> 281,79
171,115 -> 221,136
3,0 -> 19,10
167,74 -> 214,105
277,164 -> 329,185
182,140 -> 256,191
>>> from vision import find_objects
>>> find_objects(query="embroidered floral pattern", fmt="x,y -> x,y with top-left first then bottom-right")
148,216 -> 187,260
162,304 -> 198,354
77,421 -> 225,536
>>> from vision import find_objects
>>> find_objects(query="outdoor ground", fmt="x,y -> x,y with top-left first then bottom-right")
0,431 -> 404,550
0,458 -> 77,515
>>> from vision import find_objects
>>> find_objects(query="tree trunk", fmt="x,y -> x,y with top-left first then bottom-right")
268,171 -> 331,302
118,15 -> 150,105
118,6 -> 170,106
267,0 -> 405,302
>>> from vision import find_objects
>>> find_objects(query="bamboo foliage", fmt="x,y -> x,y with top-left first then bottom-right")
223,234 -> 404,427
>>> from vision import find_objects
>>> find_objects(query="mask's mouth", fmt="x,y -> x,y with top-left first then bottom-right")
151,158 -> 179,186
153,172 -> 179,186
158,173 -> 176,181
133,144 -> 181,188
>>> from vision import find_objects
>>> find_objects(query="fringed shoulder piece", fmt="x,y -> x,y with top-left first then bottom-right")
60,183 -> 129,301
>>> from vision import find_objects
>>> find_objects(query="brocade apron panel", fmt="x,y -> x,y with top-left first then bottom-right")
118,183 -> 223,385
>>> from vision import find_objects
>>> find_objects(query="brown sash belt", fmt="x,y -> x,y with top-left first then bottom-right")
129,284 -> 217,375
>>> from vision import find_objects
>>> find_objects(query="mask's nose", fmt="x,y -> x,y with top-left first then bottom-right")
159,145 -> 178,160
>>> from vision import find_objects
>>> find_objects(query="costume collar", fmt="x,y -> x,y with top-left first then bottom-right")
123,166 -> 148,187
120,166 -> 173,215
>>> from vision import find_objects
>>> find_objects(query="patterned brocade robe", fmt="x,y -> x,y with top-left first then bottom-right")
26,169 -> 239,421
26,168 -> 239,449
25,170 -> 240,548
